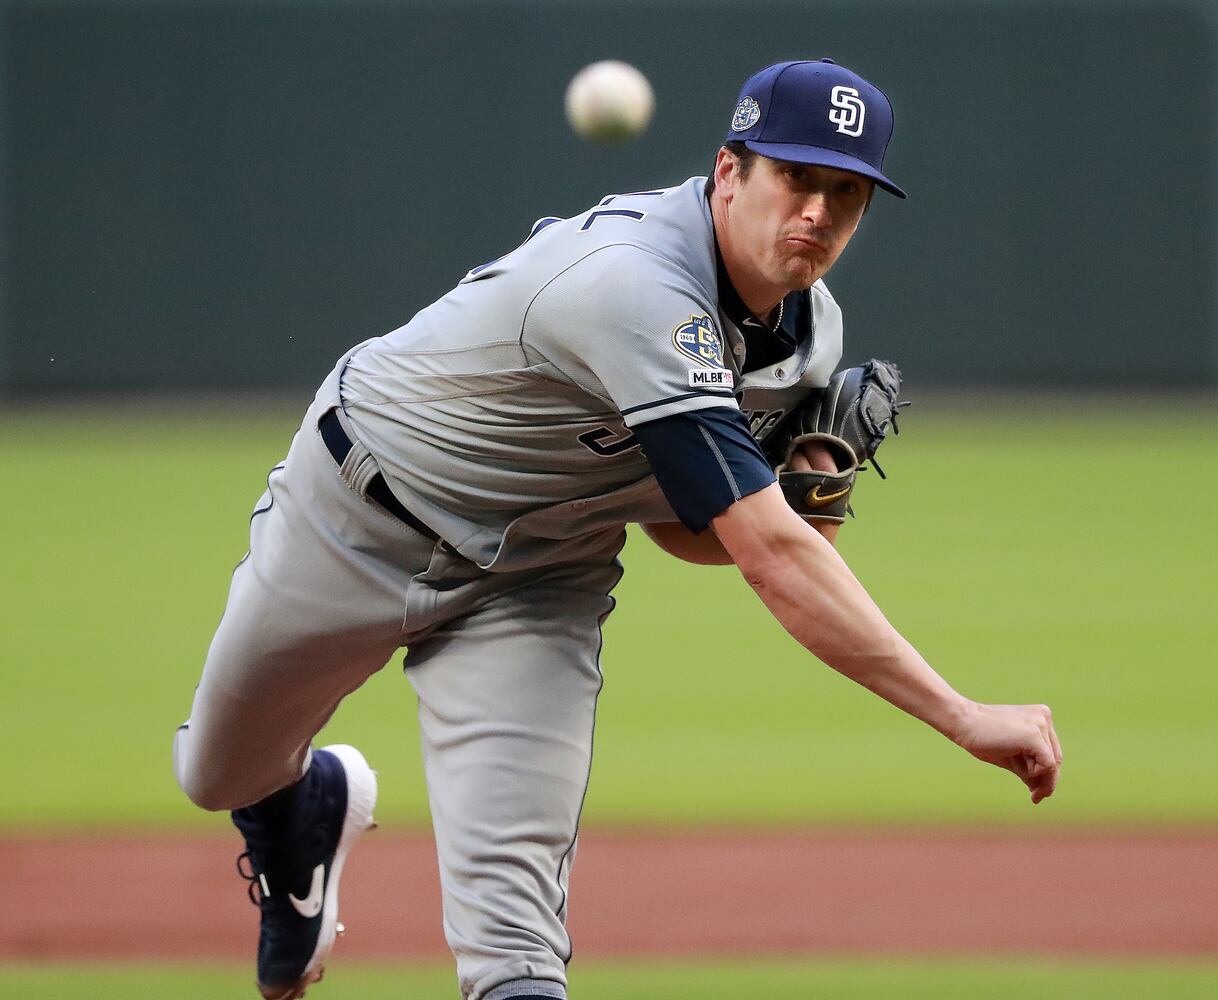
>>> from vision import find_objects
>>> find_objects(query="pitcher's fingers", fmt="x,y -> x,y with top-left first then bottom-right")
1015,753 -> 1038,786
1047,721 -> 1063,764
1029,732 -> 1058,772
1030,763 -> 1059,804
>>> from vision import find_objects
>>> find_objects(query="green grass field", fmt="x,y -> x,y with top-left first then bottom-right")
1,396 -> 1216,829
3,959 -> 1217,999
2,397 -> 1215,996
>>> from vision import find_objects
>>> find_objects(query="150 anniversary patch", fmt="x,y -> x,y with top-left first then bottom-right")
673,314 -> 732,388
673,314 -> 723,367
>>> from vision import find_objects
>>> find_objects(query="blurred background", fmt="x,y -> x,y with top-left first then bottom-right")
1,1 -> 1216,997
3,0 -> 1217,393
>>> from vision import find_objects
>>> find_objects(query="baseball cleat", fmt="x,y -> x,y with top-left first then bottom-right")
234,745 -> 378,1000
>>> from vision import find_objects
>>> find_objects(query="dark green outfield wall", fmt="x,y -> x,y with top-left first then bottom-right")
1,0 -> 1215,391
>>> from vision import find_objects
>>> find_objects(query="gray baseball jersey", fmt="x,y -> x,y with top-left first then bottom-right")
340,176 -> 844,571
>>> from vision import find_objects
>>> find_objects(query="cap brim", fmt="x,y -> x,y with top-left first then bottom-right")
744,140 -> 907,199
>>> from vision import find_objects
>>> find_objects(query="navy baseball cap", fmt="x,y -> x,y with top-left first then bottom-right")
726,59 -> 906,198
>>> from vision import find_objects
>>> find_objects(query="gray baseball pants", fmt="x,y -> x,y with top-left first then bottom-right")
173,360 -> 624,1000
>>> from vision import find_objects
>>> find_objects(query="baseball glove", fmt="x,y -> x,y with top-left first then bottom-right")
767,359 -> 907,522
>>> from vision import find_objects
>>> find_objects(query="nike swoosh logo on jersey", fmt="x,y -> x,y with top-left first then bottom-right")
288,863 -> 326,918
805,483 -> 850,507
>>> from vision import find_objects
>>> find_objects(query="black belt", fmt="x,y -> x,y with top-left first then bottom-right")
318,408 -> 440,541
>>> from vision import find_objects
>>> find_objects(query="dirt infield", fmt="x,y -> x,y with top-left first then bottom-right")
5,829 -> 1216,961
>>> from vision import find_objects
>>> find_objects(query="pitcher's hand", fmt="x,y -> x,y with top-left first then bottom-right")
952,702 -> 1063,804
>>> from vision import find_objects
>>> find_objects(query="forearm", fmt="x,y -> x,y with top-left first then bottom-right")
758,529 -> 966,734
714,487 -> 968,737
713,484 -> 1061,803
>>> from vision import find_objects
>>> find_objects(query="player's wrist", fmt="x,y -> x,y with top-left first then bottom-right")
934,695 -> 979,743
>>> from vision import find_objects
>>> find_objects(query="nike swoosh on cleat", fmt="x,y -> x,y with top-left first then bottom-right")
288,863 -> 326,918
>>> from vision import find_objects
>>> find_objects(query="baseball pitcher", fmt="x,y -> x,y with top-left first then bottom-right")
173,59 -> 1063,1000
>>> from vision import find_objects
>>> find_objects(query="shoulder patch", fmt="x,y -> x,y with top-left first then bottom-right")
672,314 -> 725,369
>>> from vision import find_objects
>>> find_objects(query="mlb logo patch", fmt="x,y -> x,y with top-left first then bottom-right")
672,314 -> 725,368
689,368 -> 733,388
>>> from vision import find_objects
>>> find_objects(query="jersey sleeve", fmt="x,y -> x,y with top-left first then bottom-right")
525,245 -> 737,427
632,407 -> 777,532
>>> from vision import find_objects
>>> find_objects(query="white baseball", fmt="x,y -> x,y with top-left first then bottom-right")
564,60 -> 655,144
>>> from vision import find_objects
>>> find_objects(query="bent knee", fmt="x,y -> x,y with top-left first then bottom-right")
173,727 -> 257,812
175,759 -> 249,812
173,725 -> 308,812
180,779 -> 239,813
177,769 -> 253,813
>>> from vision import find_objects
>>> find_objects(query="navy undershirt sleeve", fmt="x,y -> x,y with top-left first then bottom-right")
632,407 -> 777,533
